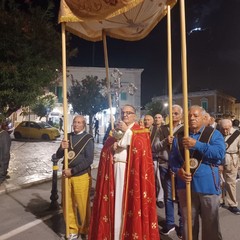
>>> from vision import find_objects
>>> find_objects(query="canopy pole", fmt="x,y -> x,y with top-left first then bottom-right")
179,0 -> 192,239
167,5 -> 176,201
61,22 -> 69,238
102,30 -> 114,130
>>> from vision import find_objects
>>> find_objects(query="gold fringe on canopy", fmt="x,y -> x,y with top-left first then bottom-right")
59,0 -> 177,42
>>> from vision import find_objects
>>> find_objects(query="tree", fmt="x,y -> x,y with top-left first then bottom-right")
0,1 -> 62,118
31,92 -> 57,120
145,100 -> 164,116
68,75 -> 109,134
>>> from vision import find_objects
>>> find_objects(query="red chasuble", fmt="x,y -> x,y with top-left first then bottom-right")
89,123 -> 160,240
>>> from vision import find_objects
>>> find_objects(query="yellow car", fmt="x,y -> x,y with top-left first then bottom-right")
14,121 -> 60,140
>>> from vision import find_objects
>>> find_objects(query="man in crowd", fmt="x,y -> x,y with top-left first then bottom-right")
151,113 -> 165,208
0,123 -> 11,185
154,104 -> 184,238
144,114 -> 154,129
56,115 -> 94,240
170,105 -> 225,240
59,116 -> 64,133
220,119 -> 240,214
89,104 -> 159,240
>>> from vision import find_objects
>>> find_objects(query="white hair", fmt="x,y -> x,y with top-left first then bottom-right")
172,104 -> 183,115
220,119 -> 232,127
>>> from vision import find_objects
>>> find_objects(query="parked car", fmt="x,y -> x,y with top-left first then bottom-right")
14,121 -> 60,140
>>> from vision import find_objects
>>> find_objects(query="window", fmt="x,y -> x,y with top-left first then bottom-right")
188,99 -> 192,108
121,92 -> 127,101
201,98 -> 208,111
57,86 -> 63,103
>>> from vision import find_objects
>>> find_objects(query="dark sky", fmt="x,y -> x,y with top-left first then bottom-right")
66,0 -> 240,105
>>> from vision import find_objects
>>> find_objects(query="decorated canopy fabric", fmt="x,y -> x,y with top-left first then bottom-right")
59,0 -> 177,41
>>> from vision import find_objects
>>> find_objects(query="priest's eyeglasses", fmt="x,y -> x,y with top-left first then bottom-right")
121,111 -> 135,116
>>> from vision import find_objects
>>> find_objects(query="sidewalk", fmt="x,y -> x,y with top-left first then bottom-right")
0,137 -> 103,195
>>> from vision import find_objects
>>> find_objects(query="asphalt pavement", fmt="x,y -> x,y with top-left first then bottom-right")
0,135 -> 102,195
0,135 -> 240,240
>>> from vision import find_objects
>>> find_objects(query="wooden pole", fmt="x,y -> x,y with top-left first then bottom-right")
61,22 -> 69,238
167,5 -> 176,201
102,30 -> 114,130
179,0 -> 192,239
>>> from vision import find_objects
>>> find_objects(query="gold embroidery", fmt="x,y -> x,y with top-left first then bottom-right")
103,195 -> 108,201
143,191 -> 147,198
133,129 -> 150,134
152,222 -> 157,229
138,210 -> 141,216
132,147 -> 138,154
127,210 -> 133,217
103,216 -> 108,222
129,189 -> 134,196
132,232 -> 139,239
105,174 -> 109,181
145,173 -> 148,179
147,197 -> 152,203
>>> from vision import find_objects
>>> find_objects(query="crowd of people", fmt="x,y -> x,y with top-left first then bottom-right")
2,102 -> 239,240
55,104 -> 240,240
55,103 -> 239,240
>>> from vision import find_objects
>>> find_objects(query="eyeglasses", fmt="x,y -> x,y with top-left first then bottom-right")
173,112 -> 180,115
121,111 -> 135,116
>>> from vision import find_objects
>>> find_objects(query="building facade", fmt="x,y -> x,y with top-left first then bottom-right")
52,66 -> 144,132
152,89 -> 238,119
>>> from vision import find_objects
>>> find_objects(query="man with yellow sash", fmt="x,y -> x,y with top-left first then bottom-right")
56,115 -> 94,240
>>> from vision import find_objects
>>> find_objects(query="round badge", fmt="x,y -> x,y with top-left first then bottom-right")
189,158 -> 198,169
68,150 -> 75,160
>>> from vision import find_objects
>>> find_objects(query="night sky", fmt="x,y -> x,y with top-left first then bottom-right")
65,0 -> 240,105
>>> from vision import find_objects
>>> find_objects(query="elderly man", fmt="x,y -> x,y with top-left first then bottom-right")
89,104 -> 160,240
170,105 -> 225,240
144,114 -> 154,129
151,114 -> 165,209
56,115 -> 94,240
220,119 -> 240,214
154,104 -> 184,238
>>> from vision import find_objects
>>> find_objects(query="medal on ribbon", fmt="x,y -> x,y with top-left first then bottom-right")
68,150 -> 75,160
189,158 -> 198,169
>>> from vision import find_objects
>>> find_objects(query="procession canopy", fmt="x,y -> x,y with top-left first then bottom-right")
58,0 -> 177,42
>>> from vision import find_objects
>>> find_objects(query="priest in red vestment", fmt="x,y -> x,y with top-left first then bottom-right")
89,104 -> 160,240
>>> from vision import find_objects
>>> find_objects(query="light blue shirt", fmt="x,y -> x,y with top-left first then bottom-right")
169,127 -> 225,195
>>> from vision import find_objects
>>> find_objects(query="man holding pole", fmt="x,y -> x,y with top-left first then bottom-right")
170,105 -> 225,240
56,115 -> 94,240
154,105 -> 183,238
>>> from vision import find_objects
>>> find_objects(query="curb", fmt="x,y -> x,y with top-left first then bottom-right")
0,167 -> 98,196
